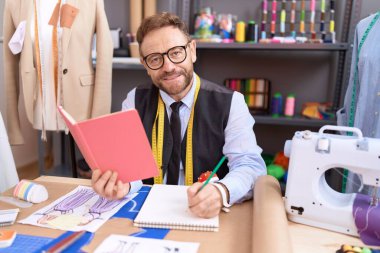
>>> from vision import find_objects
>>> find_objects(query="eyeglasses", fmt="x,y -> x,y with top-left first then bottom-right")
142,42 -> 190,70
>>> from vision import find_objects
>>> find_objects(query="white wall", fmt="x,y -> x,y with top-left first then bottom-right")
0,0 -> 38,168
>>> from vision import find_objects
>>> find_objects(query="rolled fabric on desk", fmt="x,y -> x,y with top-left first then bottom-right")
253,175 -> 293,253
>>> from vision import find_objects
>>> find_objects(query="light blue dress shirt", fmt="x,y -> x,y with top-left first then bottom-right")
124,73 -> 266,204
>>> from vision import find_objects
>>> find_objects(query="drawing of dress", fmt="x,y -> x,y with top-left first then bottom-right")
79,197 -> 124,225
37,188 -> 97,224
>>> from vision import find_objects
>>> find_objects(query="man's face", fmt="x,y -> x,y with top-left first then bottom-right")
140,26 -> 197,101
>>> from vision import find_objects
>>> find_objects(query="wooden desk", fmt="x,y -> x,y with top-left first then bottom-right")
0,176 -> 373,252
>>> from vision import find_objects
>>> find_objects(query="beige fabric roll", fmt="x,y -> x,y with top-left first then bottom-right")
130,0 -> 143,34
144,0 -> 156,18
253,175 -> 293,253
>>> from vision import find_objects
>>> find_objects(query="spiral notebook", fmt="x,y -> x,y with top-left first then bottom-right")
134,184 -> 219,232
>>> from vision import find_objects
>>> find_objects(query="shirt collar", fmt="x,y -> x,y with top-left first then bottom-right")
159,72 -> 196,110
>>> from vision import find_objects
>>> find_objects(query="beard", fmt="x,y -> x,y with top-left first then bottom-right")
154,68 -> 193,97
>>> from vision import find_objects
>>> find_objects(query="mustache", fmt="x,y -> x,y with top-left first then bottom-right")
159,70 -> 186,79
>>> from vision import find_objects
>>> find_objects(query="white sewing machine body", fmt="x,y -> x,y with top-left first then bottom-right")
284,125 -> 380,236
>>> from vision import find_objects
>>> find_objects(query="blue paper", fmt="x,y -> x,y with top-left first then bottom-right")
130,228 -> 170,239
112,186 -> 151,220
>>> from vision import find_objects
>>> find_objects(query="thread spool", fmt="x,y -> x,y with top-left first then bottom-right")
247,21 -> 258,43
13,180 -> 48,204
284,93 -> 295,117
271,92 -> 283,117
235,21 -> 246,42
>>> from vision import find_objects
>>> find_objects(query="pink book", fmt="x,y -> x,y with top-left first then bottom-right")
57,106 -> 158,183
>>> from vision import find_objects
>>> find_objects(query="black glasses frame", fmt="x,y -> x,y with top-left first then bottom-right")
142,42 -> 191,70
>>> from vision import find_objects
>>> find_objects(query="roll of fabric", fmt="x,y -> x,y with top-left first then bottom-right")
253,175 -> 293,253
144,0 -> 157,18
130,0 -> 143,34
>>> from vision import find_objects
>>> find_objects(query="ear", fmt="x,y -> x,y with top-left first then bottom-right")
140,57 -> 151,75
189,40 -> 197,63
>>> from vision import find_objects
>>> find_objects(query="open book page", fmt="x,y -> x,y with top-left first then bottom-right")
134,185 -> 219,231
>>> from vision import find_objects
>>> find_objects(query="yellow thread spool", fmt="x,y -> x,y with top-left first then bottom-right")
235,21 -> 246,42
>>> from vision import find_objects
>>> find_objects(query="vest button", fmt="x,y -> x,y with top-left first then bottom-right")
63,69 -> 68,74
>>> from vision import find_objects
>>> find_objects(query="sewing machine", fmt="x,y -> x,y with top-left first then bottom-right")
284,125 -> 380,236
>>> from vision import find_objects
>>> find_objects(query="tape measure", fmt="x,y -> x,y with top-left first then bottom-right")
152,74 -> 201,185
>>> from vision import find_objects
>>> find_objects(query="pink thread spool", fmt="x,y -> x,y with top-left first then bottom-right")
284,93 -> 295,117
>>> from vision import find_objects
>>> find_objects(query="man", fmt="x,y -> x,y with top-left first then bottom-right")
92,12 -> 266,218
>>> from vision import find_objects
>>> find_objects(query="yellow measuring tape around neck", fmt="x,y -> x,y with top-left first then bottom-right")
152,74 -> 201,185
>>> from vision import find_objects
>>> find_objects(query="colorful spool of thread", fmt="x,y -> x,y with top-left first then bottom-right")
338,244 -> 377,253
271,92 -> 283,117
13,180 -> 48,204
310,0 -> 316,39
235,21 -> 246,42
290,0 -> 296,38
247,21 -> 258,43
320,0 -> 326,40
300,0 -> 306,35
261,0 -> 268,39
270,0 -> 277,38
284,93 -> 295,117
329,0 -> 336,43
280,0 -> 286,36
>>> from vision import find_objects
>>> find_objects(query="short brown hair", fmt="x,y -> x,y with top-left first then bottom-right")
136,12 -> 191,45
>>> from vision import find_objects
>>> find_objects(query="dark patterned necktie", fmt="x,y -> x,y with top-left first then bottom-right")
167,101 -> 183,185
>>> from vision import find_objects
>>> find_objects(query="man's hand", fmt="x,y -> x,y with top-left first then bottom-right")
91,169 -> 130,200
187,182 -> 223,218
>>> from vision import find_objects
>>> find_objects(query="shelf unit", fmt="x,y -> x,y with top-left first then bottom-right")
109,42 -> 348,70
196,42 -> 349,51
253,115 -> 335,127
103,0 -> 363,154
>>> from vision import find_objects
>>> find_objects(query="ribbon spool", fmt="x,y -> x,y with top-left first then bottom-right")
13,180 -> 48,204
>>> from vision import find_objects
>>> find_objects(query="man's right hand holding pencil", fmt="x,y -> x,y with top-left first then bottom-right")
187,156 -> 230,218
187,182 -> 224,218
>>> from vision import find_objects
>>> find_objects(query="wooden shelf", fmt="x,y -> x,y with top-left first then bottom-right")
94,57 -> 145,70
112,57 -> 145,70
252,114 -> 336,127
196,42 -> 349,51
97,43 -> 348,70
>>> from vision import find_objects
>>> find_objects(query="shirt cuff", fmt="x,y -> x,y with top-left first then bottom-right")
128,180 -> 143,195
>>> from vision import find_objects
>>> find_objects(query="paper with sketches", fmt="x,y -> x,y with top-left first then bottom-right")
18,186 -> 137,232
94,234 -> 200,253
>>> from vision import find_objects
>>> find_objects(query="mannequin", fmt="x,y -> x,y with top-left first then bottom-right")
0,112 -> 19,193
337,12 -> 380,194
3,0 -> 113,145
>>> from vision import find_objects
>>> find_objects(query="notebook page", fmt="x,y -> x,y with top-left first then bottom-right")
134,185 -> 219,231
0,209 -> 19,227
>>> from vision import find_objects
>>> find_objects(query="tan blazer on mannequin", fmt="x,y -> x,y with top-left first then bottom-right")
3,0 -> 113,145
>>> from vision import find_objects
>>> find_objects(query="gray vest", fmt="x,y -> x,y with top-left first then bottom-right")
135,78 -> 233,184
